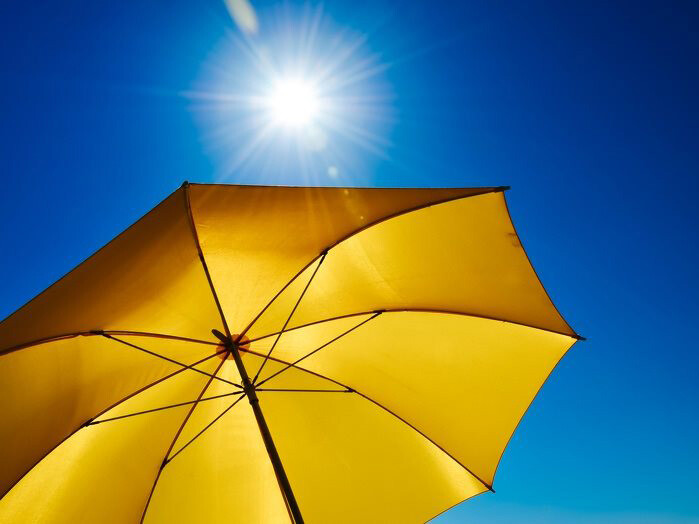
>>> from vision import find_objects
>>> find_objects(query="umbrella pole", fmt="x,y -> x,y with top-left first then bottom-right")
224,334 -> 305,524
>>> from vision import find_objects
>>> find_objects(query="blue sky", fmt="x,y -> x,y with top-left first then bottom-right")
1,1 -> 698,522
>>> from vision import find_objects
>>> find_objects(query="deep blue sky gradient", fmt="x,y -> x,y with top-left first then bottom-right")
1,2 -> 698,522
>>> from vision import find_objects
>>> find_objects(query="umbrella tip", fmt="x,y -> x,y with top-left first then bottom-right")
496,185 -> 510,192
181,180 -> 190,188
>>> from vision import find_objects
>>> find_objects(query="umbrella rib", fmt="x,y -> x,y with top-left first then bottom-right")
0,349 -> 226,501
0,329 -> 219,359
86,350 -> 226,424
247,308 -> 584,344
183,181 -> 232,337
423,491 -> 490,523
166,394 -> 247,464
251,251 -> 327,385
101,333 -> 242,389
240,347 -> 355,389
238,346 -> 494,492
255,388 -> 352,393
87,391 -> 243,425
351,389 -> 494,492
254,311 -> 382,388
139,353 -> 229,523
501,193 -> 578,338
235,186 -> 509,340
488,341 -> 579,487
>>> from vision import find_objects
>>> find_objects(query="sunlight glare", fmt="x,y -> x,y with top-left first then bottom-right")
267,78 -> 319,127
190,3 -> 393,183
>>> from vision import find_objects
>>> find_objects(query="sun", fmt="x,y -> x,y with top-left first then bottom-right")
189,3 -> 393,183
266,78 -> 320,128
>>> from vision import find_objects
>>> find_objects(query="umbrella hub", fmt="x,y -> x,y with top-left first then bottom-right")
216,333 -> 250,360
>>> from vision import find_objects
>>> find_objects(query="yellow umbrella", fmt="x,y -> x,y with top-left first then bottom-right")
0,183 -> 581,523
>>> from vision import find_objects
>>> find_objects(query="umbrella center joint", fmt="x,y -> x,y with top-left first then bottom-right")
211,329 -> 250,361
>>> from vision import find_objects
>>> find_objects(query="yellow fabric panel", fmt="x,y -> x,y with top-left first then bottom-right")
188,184 -> 497,334
0,335 -> 199,497
144,378 -> 288,523
259,384 -> 487,524
260,312 -> 576,486
0,363 -> 213,523
248,192 -> 575,339
0,188 -> 222,353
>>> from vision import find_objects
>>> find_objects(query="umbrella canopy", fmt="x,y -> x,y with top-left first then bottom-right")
0,183 -> 581,523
